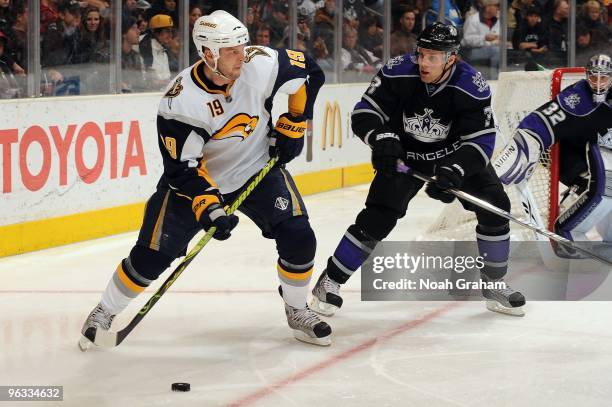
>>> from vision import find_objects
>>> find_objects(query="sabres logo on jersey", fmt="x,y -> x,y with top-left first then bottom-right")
244,46 -> 271,63
164,76 -> 183,108
211,113 -> 259,141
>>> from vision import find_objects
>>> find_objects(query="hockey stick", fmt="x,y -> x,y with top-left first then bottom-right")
87,157 -> 279,348
396,162 -> 612,267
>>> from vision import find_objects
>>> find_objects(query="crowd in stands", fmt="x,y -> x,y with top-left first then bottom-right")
0,0 -> 610,97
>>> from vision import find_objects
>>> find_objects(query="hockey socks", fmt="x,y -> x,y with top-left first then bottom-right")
277,258 -> 314,308
327,225 -> 378,284
476,223 -> 510,280
101,258 -> 152,315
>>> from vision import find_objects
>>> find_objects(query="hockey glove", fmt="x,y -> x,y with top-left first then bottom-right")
193,192 -> 239,241
269,113 -> 306,164
425,163 -> 465,203
371,131 -> 405,178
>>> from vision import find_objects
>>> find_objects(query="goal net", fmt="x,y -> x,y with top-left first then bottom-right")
424,67 -> 585,240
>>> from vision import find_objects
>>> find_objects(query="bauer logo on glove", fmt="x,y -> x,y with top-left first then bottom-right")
270,113 -> 307,164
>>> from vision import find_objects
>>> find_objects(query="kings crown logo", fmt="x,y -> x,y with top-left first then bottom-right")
403,108 -> 450,143
563,93 -> 581,109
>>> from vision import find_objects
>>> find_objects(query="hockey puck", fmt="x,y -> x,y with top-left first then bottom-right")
171,383 -> 190,392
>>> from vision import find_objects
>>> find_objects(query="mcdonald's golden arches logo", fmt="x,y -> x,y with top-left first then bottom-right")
321,101 -> 342,150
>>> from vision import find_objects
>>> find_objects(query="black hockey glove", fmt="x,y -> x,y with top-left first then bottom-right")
371,131 -> 405,178
193,192 -> 239,241
269,113 -> 306,164
425,163 -> 465,203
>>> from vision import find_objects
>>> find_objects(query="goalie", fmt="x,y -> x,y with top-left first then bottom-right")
495,54 -> 611,247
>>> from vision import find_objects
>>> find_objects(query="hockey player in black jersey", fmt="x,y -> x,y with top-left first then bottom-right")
496,54 -> 611,251
310,22 -> 526,317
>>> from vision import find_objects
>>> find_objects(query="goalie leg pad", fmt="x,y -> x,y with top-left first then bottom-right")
494,129 -> 543,185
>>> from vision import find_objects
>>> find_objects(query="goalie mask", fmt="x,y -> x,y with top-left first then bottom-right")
585,54 -> 611,103
192,10 -> 249,80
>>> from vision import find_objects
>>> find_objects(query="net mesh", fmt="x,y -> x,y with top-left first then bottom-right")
423,68 -> 585,240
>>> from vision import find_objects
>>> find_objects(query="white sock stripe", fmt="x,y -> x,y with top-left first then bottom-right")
477,232 -> 510,241
280,258 -> 314,270
484,260 -> 508,268
344,231 -> 373,254
124,257 -> 153,286
331,256 -> 354,276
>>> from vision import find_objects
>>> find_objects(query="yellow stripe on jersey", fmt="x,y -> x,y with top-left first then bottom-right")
277,263 -> 313,280
192,60 -> 234,97
288,84 -> 307,117
280,168 -> 303,216
150,190 -> 170,249
197,160 -> 218,188
117,262 -> 146,294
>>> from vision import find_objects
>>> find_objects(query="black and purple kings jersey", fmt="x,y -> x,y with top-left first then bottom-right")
351,54 -> 497,177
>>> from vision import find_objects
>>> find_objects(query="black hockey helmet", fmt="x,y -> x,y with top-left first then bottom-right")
416,22 -> 460,54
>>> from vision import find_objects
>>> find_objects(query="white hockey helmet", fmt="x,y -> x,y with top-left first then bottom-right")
192,10 -> 249,61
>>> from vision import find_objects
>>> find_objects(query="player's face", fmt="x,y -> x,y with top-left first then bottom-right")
588,72 -> 611,95
217,45 -> 246,81
417,48 -> 454,83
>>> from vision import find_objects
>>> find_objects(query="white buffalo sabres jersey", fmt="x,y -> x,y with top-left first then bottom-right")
156,46 -> 323,198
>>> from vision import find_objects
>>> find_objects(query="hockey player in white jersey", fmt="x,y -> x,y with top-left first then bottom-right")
495,54 -> 612,252
79,10 -> 332,349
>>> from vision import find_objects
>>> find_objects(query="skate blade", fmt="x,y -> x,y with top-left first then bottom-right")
486,300 -> 525,317
78,335 -> 93,352
293,329 -> 332,346
309,296 -> 338,317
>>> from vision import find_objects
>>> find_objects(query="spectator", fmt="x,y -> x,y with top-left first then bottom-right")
295,14 -> 314,54
5,1 -> 27,72
313,0 -> 336,57
41,0 -> 82,67
512,5 -> 547,55
461,0 -> 501,77
123,0 -> 151,20
0,32 -> 22,98
121,16 -> 146,92
41,0 -> 60,34
359,12 -> 383,58
139,13 -> 177,86
580,0 -> 611,39
263,1 -> 288,46
544,0 -> 569,66
188,4 -> 202,64
297,0 -> 317,21
575,23 -> 610,65
390,7 -> 418,57
78,7 -> 109,63
146,0 -> 178,27
255,23 -> 272,46
0,0 -> 10,34
341,24 -> 381,80
508,0 -> 535,31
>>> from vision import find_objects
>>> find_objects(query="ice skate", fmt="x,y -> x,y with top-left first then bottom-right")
482,276 -> 526,317
78,303 -> 115,351
309,270 -> 343,316
284,302 -> 332,346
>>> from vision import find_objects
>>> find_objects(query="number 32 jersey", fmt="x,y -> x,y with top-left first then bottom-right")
156,46 -> 324,197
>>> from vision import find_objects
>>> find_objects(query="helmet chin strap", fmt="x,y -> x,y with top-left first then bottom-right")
431,53 -> 454,84
204,54 -> 233,82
